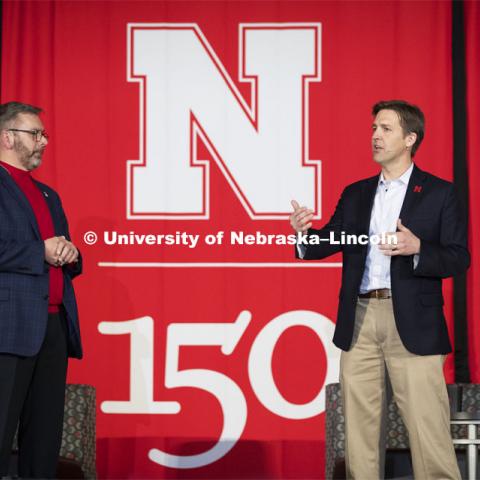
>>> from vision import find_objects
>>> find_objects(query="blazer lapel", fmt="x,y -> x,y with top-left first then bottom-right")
0,167 -> 41,239
398,164 -> 428,227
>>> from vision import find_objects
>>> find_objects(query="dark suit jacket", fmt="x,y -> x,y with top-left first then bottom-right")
297,165 -> 470,355
0,167 -> 82,359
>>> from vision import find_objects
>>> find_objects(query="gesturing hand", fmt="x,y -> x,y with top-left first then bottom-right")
379,219 -> 421,256
290,200 -> 314,233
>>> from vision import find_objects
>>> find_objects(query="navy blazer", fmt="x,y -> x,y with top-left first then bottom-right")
0,167 -> 82,358
297,165 -> 470,355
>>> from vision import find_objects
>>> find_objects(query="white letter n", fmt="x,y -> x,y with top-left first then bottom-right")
127,23 -> 321,220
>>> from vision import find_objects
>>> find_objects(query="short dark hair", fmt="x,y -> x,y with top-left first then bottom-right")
372,100 -> 425,156
0,101 -> 42,130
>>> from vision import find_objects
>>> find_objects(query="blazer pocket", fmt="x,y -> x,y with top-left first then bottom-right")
0,288 -> 10,301
419,293 -> 444,306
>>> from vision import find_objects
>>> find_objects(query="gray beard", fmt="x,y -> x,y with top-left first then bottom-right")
21,153 -> 42,171
15,143 -> 43,171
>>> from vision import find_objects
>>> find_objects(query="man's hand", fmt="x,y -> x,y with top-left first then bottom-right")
290,200 -> 314,233
379,219 -> 421,256
45,236 -> 79,266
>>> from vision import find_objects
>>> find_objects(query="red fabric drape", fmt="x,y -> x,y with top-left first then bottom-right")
1,1 -> 456,478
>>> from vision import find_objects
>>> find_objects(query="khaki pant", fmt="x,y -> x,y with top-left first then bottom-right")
340,297 -> 461,480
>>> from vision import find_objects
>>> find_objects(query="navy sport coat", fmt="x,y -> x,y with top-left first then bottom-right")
0,167 -> 82,358
297,165 -> 470,355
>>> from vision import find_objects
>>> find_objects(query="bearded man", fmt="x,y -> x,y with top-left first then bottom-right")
0,102 -> 82,479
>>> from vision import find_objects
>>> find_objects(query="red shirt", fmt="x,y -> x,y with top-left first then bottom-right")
0,161 -> 63,312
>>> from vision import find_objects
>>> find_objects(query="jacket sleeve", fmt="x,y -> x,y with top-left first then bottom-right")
55,192 -> 83,280
413,184 -> 470,278
295,188 -> 345,260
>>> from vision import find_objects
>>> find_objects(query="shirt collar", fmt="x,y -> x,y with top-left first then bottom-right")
379,162 -> 414,187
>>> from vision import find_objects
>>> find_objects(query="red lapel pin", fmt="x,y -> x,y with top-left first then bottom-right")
413,185 -> 422,193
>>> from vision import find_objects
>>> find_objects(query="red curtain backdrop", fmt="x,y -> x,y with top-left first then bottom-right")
1,1 -> 458,478
465,1 -> 480,382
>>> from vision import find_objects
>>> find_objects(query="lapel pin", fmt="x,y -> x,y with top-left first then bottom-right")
43,191 -> 49,197
413,185 -> 422,193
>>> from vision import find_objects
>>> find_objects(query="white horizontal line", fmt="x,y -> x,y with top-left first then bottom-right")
98,262 -> 342,268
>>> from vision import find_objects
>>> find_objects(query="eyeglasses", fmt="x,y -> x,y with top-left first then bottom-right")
7,128 -> 49,142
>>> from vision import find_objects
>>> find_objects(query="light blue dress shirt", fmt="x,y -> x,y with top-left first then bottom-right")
297,162 -> 419,293
359,162 -> 414,293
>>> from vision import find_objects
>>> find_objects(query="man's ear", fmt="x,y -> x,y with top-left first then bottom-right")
406,132 -> 417,149
0,129 -> 13,149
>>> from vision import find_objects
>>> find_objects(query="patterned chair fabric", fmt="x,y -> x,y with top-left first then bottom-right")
62,384 -> 96,479
13,383 -> 96,479
325,383 -> 480,480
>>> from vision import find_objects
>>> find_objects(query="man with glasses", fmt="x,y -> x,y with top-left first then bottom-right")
0,102 -> 82,479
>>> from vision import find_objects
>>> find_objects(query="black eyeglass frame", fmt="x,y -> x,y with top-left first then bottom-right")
6,128 -> 49,142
